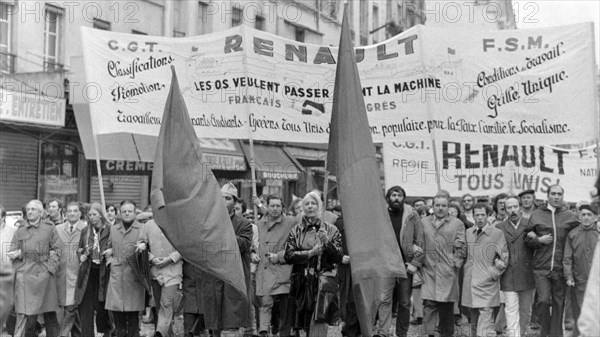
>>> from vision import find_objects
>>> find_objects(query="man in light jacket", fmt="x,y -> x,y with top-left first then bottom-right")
255,195 -> 297,337
56,202 -> 86,337
463,203 -> 509,337
421,193 -> 466,337
138,218 -> 183,337
9,200 -> 62,337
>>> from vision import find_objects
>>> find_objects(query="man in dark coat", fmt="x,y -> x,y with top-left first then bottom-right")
563,204 -> 599,337
496,197 -> 536,337
525,185 -> 580,337
199,182 -> 253,337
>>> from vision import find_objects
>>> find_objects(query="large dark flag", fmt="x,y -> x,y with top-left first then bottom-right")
327,10 -> 407,336
151,67 -> 247,301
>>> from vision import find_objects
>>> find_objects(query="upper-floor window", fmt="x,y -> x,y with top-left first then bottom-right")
0,3 -> 14,73
295,27 -> 305,42
44,5 -> 63,71
231,7 -> 242,27
198,1 -> 213,35
93,18 -> 111,31
255,15 -> 265,31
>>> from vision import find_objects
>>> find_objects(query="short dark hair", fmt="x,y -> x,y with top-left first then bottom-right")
106,204 -> 118,213
65,201 -> 82,213
266,195 -> 284,208
0,204 -> 5,218
412,198 -> 425,207
120,200 -> 137,209
449,202 -> 462,218
492,193 -> 509,213
386,186 -> 406,200
45,198 -> 63,210
235,199 -> 247,213
473,202 -> 489,215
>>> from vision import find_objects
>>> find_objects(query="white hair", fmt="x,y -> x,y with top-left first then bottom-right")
302,191 -> 323,216
27,199 -> 44,211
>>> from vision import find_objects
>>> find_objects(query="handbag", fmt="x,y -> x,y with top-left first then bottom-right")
314,272 -> 339,324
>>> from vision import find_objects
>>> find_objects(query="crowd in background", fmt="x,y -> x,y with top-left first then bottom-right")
1,183 -> 599,337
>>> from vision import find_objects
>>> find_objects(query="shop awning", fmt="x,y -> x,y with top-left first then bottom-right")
241,142 -> 303,181
89,139 -> 247,175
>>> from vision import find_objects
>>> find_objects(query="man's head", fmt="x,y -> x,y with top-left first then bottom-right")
433,194 -> 450,220
505,197 -> 521,223
120,200 -> 137,223
413,199 -> 425,209
234,199 -> 246,218
386,186 -> 406,211
518,189 -> 536,210
473,202 -> 489,228
26,200 -> 44,223
46,198 -> 63,220
221,182 -> 238,214
492,193 -> 509,217
461,193 -> 475,211
579,204 -> 597,228
266,195 -> 284,218
547,185 -> 564,208
65,202 -> 82,224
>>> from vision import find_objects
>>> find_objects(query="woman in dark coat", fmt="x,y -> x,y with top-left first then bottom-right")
75,203 -> 112,337
284,192 -> 343,337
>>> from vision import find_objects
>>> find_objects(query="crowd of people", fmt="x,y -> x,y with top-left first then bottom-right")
0,183 -> 599,337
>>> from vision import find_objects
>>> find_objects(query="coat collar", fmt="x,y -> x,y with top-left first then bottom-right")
265,214 -> 283,230
115,221 -> 141,234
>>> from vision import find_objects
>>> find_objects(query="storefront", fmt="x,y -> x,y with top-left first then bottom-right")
0,81 -> 85,211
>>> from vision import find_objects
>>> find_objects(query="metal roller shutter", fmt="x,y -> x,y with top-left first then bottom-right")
0,131 -> 39,211
89,175 -> 144,208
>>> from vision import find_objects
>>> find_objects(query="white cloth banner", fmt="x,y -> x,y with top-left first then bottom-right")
383,141 -> 597,202
80,23 -> 596,144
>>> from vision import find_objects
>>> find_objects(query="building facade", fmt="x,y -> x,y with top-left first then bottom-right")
1,0 -> 426,211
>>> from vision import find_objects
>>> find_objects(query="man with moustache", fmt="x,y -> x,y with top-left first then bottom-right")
563,204 -> 600,337
525,185 -> 580,337
461,194 -> 475,224
373,186 -> 423,337
496,197 -> 536,337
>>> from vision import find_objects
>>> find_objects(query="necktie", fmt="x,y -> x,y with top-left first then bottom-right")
70,224 -> 74,234
477,228 -> 482,236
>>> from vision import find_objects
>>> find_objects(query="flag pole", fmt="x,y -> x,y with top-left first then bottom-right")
248,137 -> 259,218
92,132 -> 106,211
590,22 -> 600,172
322,153 -> 329,221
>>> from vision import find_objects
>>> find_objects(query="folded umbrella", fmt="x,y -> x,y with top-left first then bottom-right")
126,249 -> 153,294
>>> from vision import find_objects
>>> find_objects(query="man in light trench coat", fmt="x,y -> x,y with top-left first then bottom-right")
104,200 -> 145,337
462,202 -> 509,337
420,193 -> 466,337
8,200 -> 62,337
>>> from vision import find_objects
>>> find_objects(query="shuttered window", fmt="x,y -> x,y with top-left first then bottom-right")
0,131 -> 39,210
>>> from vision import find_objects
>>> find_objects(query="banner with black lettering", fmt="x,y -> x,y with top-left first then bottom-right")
383,141 -> 597,202
80,22 -> 596,145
